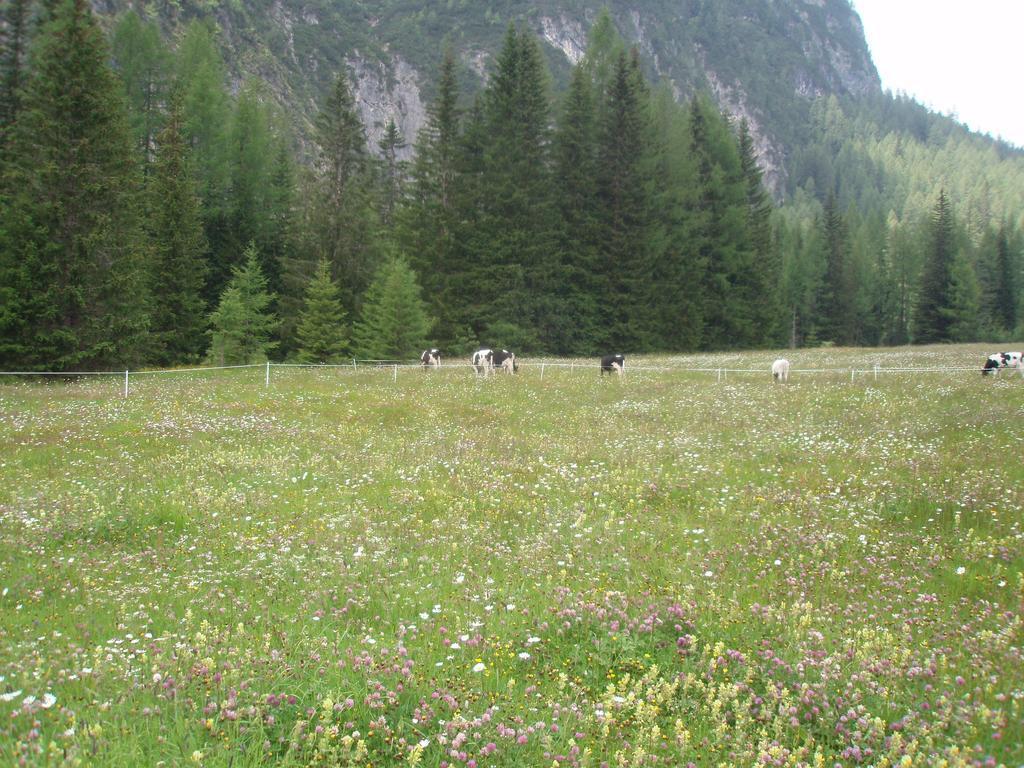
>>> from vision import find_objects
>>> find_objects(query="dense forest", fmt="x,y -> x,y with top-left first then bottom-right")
0,0 -> 1021,370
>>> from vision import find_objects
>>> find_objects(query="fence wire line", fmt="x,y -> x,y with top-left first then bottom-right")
2,361 -> 1003,380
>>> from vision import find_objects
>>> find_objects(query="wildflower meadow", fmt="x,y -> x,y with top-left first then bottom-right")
1,344 -> 1022,767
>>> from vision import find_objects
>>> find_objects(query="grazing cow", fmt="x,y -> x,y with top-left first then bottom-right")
420,349 -> 441,368
472,348 -> 494,376
982,351 -> 1023,376
492,349 -> 518,374
600,354 -> 625,376
771,358 -> 790,382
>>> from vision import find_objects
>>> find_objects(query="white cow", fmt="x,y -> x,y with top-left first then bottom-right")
771,358 -> 790,383
420,349 -> 441,368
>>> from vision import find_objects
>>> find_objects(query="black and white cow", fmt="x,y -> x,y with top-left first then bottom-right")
420,349 -> 441,368
600,354 -> 625,376
492,349 -> 518,374
471,348 -> 494,376
982,351 -> 1023,376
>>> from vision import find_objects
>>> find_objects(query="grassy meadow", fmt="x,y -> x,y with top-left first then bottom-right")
1,345 -> 1022,767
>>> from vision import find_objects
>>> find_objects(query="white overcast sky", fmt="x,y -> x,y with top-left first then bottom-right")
851,0 -> 1024,148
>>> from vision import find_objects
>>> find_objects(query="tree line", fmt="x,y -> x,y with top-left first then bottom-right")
1,1 -> 1020,371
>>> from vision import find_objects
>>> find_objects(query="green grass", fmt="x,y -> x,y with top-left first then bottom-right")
1,344 -> 1022,767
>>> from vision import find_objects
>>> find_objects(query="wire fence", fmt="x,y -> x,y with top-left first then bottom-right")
1,356 -> 1017,398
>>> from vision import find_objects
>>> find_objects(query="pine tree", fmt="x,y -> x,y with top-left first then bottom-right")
687,94 -> 756,349
175,22 -> 232,302
645,85 -> 703,351
307,69 -> 381,311
147,95 -> 209,365
815,193 -> 856,344
295,258 -> 349,363
992,225 -> 1018,334
111,11 -> 169,165
1,0 -> 149,370
467,25 -> 557,349
914,190 -> 957,343
207,243 -> 278,364
377,119 -> 406,231
737,119 -> 781,346
352,257 -> 432,360
944,252 -> 982,342
227,81 -> 288,293
398,47 -> 461,344
552,63 -> 601,353
594,50 -> 651,350
0,0 -> 32,148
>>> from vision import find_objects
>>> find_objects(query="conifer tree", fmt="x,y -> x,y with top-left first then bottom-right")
295,258 -> 349,363
914,190 -> 957,343
111,11 -> 169,164
552,63 -> 601,353
1,0 -> 149,370
945,252 -> 982,342
468,25 -> 557,349
227,82 -> 288,293
645,85 -> 703,351
594,50 -> 651,350
377,119 -> 406,231
737,119 -> 781,345
815,193 -> 856,344
207,243 -> 278,364
992,225 -> 1018,334
147,95 -> 209,365
399,47 -> 462,344
306,69 -> 380,311
176,22 -> 232,301
0,0 -> 32,148
352,257 -> 431,359
687,94 -> 755,349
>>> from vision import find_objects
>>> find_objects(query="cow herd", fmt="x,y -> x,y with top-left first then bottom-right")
417,350 -> 1023,379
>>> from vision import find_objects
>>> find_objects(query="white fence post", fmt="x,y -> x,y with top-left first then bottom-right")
265,361 -> 270,389
851,368 -> 856,382
352,358 -> 356,371
124,370 -> 129,398
717,368 -> 722,383
393,364 -> 398,383
541,363 -> 545,380
874,364 -> 879,381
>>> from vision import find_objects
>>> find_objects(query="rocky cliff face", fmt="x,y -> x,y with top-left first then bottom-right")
91,0 -> 882,187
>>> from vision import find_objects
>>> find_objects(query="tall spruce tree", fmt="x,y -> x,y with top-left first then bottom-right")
687,94 -> 756,349
645,85 -> 704,351
176,22 -> 232,302
1,0 -> 149,369
295,258 -> 349,363
398,48 -> 461,344
306,69 -> 380,311
815,193 -> 856,345
352,257 -> 431,360
594,50 -> 651,350
914,190 -> 957,343
0,0 -> 32,147
377,119 -> 406,232
470,25 -> 558,349
111,11 -> 169,165
146,95 -> 209,365
945,252 -> 982,342
737,119 -> 781,346
553,63 -> 602,353
992,225 -> 1018,334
